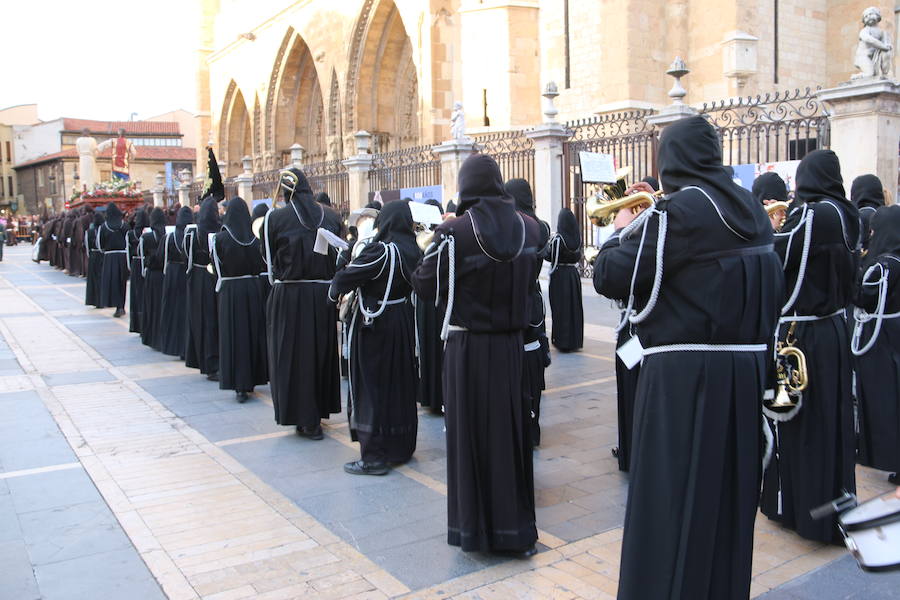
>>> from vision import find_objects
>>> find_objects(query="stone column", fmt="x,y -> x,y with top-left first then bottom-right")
342,132 -> 374,212
526,82 -> 570,228
647,57 -> 698,130
152,173 -> 165,208
236,155 -> 254,207
177,169 -> 192,207
817,79 -> 900,197
432,139 -> 476,209
290,144 -> 305,170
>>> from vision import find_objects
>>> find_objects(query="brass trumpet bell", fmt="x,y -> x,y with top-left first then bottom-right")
765,323 -> 809,413
586,191 -> 660,227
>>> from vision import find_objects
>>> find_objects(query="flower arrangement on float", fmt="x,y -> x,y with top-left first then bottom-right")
71,179 -> 142,201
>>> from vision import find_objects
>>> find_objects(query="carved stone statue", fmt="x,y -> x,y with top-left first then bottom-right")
450,102 -> 466,141
853,7 -> 893,80
74,129 -> 99,190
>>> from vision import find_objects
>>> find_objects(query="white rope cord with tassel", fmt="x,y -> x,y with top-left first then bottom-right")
852,262 -> 894,356
357,242 -> 398,325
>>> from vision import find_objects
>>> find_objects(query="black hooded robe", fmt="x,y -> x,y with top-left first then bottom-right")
157,207 -> 192,357
71,210 -> 86,277
260,169 -> 342,428
184,198 -> 221,375
854,207 -> 900,475
415,198 -> 446,415
213,199 -> 268,394
251,203 -> 272,302
412,154 -> 542,553
851,174 -> 884,253
127,210 -> 148,333
547,208 -> 584,352
98,204 -> 129,310
760,150 -> 859,544
139,209 -> 167,349
330,200 -> 420,464
85,215 -> 104,307
595,116 -> 783,599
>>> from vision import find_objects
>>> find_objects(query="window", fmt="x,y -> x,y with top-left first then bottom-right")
4,141 -> 9,162
7,176 -> 12,196
37,169 -> 43,187
0,142 -> 4,162
1,177 -> 5,196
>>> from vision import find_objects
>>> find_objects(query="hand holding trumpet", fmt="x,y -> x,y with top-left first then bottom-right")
612,182 -> 655,229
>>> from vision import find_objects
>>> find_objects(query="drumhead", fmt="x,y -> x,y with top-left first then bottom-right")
840,494 -> 900,532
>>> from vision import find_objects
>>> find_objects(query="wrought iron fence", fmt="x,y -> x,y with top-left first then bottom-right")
699,87 -> 830,166
306,159 -> 350,216
472,130 -> 535,189
224,177 -> 238,200
368,145 -> 441,193
561,109 -> 658,276
251,169 -> 280,202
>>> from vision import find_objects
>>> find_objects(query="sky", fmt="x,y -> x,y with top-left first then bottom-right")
1,0 -> 199,122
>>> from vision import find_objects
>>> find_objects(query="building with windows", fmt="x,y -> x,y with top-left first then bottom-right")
201,0 -> 896,170
0,104 -> 38,213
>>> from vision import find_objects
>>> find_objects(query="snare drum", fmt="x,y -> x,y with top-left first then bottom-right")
838,493 -> 900,572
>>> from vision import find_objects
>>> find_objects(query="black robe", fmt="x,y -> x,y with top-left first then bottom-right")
62,216 -> 75,274
139,230 -> 165,349
260,197 -> 342,427
595,116 -> 783,600
46,219 -> 59,267
71,214 -> 86,277
126,228 -> 144,333
184,228 -> 220,375
331,236 -> 419,464
415,295 -> 444,414
38,220 -> 51,262
761,155 -> 859,544
855,253 -> 900,474
98,223 -> 128,309
157,233 -> 189,357
412,155 -> 542,553
84,223 -> 103,307
212,228 -> 268,393
547,211 -> 584,351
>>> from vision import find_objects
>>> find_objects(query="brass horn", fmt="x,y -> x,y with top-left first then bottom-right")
585,167 -> 661,226
765,322 -> 809,413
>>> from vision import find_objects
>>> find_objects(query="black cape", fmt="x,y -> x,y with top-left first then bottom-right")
84,214 -> 104,307
595,116 -> 783,599
213,199 -> 268,393
851,174 -> 884,253
157,207 -> 192,357
415,198 -> 446,415
139,209 -> 167,349
260,168 -> 342,427
127,210 -> 148,333
761,149 -> 859,544
97,203 -> 128,310
184,197 -> 221,375
412,154 -> 541,553
547,208 -> 583,351
330,200 -> 420,464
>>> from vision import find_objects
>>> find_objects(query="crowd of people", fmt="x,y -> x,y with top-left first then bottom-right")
23,121 -> 900,597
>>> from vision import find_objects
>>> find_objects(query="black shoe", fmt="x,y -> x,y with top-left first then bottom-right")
495,545 -> 538,559
206,372 -> 219,382
343,460 -> 389,476
889,473 -> 899,485
296,425 -> 324,440
236,391 -> 249,403
113,308 -> 125,318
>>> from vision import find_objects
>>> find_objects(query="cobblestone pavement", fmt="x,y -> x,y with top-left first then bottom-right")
0,244 -> 897,599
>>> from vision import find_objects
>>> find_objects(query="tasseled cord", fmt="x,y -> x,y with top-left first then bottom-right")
852,262 -> 890,356
425,234 -> 456,341
613,207 -> 668,332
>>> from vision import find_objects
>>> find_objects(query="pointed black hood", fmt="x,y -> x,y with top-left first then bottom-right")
283,167 -> 323,231
197,196 -> 221,239
505,178 -> 536,219
850,174 -> 885,210
456,154 -> 524,262
175,206 -> 193,248
752,172 -> 789,204
556,207 -> 581,250
149,207 -> 166,237
251,203 -> 269,221
105,202 -> 123,229
223,197 -> 253,244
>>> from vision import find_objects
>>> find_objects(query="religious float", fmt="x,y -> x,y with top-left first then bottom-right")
70,129 -> 142,211
69,180 -> 144,212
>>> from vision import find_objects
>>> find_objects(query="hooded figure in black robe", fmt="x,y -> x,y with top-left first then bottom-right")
47,217 -> 60,267
260,167 -> 342,438
330,200 -> 420,474
506,178 -> 551,446
594,116 -> 783,599
85,212 -> 104,306
610,175 -> 660,471
157,207 -> 192,357
184,196 -> 221,377
70,208 -> 86,277
139,208 -> 166,349
97,203 -> 128,315
251,203 -> 272,301
54,216 -> 66,268
851,174 -> 884,254
127,209 -> 148,333
314,192 -> 332,207
760,149 -> 859,544
853,205 -> 900,484
415,198 -> 447,415
546,208 -> 583,351
213,198 -> 268,400
412,154 -> 543,555
62,212 -> 75,274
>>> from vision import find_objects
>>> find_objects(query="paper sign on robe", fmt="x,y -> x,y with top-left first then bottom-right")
579,152 -> 618,184
208,232 -> 216,254
408,201 -> 443,227
314,227 -> 350,255
616,335 -> 644,369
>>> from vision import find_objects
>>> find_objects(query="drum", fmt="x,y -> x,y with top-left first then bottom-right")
823,492 -> 900,572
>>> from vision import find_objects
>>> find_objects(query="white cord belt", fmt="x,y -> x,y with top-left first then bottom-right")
524,340 -> 541,351
446,325 -> 468,333
643,343 -> 767,356
555,262 -> 579,267
192,263 -> 208,269
219,274 -> 257,282
273,279 -> 332,284
103,249 -> 127,254
780,308 -> 845,323
376,297 -> 407,306
89,249 -> 102,253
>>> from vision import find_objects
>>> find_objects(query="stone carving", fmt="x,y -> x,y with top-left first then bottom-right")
450,102 -> 466,141
74,129 -> 99,190
853,7 -> 893,80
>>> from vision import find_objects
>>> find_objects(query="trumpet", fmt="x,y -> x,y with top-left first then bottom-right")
765,322 -> 809,414
585,167 -> 661,226
765,201 -> 790,232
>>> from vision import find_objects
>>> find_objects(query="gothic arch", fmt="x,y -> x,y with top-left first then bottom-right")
252,95 -> 262,170
266,29 -> 326,167
327,69 -> 343,160
219,81 -> 251,177
346,0 -> 419,152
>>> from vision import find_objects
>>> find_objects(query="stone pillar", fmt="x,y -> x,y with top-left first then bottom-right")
526,83 -> 569,228
432,139 -> 477,209
817,79 -> 900,198
236,155 -> 254,207
177,169 -> 192,207
152,173 -> 165,208
290,144 -> 305,170
647,57 -> 698,130
342,132 -> 374,212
